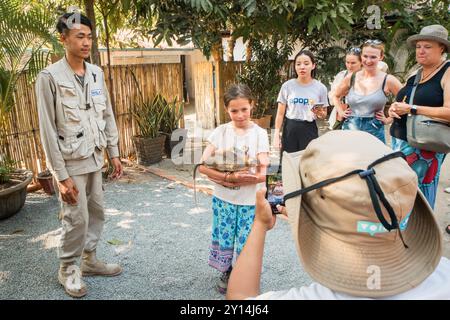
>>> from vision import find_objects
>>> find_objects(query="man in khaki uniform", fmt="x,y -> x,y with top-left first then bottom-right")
36,12 -> 123,298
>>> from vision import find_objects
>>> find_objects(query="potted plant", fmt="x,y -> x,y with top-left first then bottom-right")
131,94 -> 168,165
159,96 -> 187,158
238,36 -> 294,129
37,168 -> 55,195
0,156 -> 33,220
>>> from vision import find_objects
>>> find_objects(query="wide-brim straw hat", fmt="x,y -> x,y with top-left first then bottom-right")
407,24 -> 450,53
282,130 -> 442,298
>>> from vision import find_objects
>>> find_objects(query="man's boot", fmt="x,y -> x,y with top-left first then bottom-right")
80,249 -> 122,277
58,261 -> 87,298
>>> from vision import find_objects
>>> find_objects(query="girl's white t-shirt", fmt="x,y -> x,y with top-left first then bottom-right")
207,122 -> 270,206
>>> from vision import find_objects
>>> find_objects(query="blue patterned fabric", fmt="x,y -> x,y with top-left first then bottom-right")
208,196 -> 255,272
391,137 -> 446,209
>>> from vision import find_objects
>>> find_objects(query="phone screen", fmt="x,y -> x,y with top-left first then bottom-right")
266,171 -> 284,214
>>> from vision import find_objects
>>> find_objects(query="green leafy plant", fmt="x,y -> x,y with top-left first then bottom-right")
0,156 -> 16,184
131,94 -> 169,139
238,36 -> 294,118
160,96 -> 184,135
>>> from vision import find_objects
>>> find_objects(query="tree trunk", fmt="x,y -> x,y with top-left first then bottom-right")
246,39 -> 252,62
226,37 -> 235,61
211,42 -> 223,62
103,13 -> 115,110
84,0 -> 101,66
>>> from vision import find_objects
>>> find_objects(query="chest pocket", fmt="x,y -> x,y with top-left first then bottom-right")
58,81 -> 77,97
61,99 -> 81,123
92,95 -> 107,115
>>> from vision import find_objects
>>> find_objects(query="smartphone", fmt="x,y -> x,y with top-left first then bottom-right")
265,170 -> 284,214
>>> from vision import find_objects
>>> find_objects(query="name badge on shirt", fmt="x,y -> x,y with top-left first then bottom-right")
91,89 -> 102,97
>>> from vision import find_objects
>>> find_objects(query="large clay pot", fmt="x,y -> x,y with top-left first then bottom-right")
252,115 -> 272,129
0,170 -> 33,220
132,135 -> 167,165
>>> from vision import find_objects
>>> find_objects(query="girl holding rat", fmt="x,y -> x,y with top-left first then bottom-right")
198,84 -> 270,295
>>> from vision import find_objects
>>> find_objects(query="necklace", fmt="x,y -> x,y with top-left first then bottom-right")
421,61 -> 445,82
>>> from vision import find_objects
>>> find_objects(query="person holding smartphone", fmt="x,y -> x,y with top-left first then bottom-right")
274,50 -> 329,153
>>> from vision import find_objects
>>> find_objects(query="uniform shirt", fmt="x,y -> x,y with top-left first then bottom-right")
250,257 -> 450,300
277,79 -> 329,122
36,57 -> 119,181
207,122 -> 270,206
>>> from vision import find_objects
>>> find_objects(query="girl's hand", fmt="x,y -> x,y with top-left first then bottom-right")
337,105 -> 352,119
273,134 -> 281,151
375,111 -> 393,125
229,171 -> 258,183
390,102 -> 411,116
209,177 -> 237,188
311,106 -> 327,119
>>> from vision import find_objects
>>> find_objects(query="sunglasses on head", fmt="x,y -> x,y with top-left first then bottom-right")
364,39 -> 383,45
347,47 -> 361,54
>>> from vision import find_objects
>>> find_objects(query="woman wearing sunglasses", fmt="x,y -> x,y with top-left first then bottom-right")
332,40 -> 402,143
328,47 -> 363,130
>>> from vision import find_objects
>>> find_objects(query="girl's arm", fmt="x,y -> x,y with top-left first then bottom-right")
273,103 -> 286,150
198,144 -> 229,183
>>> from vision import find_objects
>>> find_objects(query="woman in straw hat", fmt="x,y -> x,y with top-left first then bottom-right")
226,130 -> 450,300
388,24 -> 450,233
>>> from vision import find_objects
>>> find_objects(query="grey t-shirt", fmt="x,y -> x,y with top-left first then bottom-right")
277,79 -> 329,121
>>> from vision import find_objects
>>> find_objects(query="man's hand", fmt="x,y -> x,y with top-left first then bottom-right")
58,177 -> 79,205
254,188 -> 276,231
110,157 -> 123,180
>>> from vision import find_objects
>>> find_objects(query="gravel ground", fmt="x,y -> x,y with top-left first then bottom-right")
0,172 -> 312,300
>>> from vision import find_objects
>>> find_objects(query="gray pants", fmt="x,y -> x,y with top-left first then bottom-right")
56,171 -> 105,262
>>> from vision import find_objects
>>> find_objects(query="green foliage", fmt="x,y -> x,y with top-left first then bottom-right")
0,0 -> 62,113
238,36 -> 294,118
131,94 -> 169,139
160,96 -> 184,134
0,156 -> 16,184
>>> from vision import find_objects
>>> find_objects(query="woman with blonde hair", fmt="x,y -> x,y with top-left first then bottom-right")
332,40 -> 402,143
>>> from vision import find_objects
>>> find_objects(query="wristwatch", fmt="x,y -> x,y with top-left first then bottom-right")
410,105 -> 418,115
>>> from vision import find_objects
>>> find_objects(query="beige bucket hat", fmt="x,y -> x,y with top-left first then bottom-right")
282,130 -> 442,298
407,24 -> 450,53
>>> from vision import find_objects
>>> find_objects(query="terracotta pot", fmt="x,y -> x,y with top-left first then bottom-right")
132,135 -> 166,165
37,171 -> 55,195
252,115 -> 272,129
0,170 -> 33,220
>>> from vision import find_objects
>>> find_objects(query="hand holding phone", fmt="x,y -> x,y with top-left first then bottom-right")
311,103 -> 327,119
